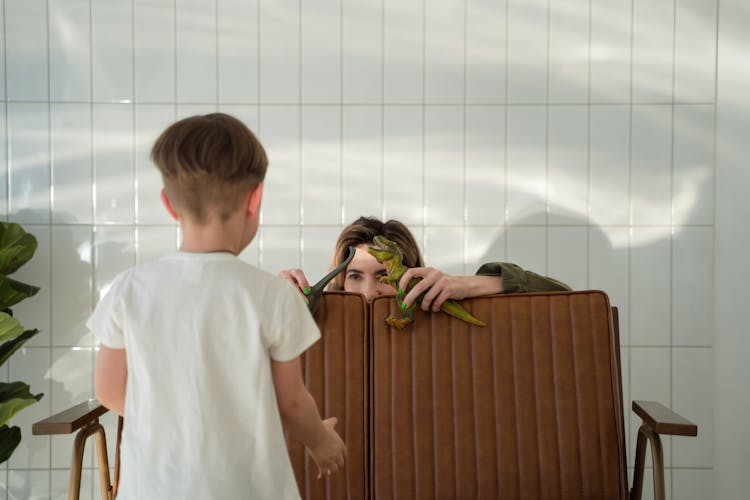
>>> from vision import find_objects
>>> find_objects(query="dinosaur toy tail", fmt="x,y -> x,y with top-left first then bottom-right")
440,300 -> 487,327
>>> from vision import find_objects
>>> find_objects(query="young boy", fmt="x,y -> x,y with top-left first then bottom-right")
89,113 -> 346,499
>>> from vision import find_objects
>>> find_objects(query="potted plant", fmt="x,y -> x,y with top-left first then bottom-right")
0,222 -> 42,463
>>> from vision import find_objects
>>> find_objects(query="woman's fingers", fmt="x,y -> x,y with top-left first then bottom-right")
401,267 -> 442,310
278,268 -> 311,297
400,267 -> 470,311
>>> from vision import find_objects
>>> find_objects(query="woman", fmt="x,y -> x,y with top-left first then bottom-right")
280,217 -> 571,313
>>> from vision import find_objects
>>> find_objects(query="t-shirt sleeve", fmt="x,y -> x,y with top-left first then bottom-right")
475,261 -> 572,293
265,280 -> 321,362
86,272 -> 129,349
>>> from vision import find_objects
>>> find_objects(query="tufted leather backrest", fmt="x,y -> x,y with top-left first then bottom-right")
288,292 -> 370,500
369,290 -> 627,500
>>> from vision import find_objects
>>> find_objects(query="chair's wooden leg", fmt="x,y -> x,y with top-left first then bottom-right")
69,429 -> 86,500
93,424 -> 113,500
113,416 -> 123,498
630,426 -> 647,500
69,421 -> 106,500
67,421 -> 113,500
630,424 -> 666,500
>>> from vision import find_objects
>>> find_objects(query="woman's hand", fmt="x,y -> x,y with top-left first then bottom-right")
278,268 -> 312,300
399,267 -> 502,312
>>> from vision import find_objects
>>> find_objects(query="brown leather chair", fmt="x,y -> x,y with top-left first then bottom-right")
32,292 -> 369,500
287,292 -> 369,499
370,290 -> 696,500
34,290 -> 695,500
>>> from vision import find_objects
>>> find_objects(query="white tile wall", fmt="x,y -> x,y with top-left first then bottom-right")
301,106 -> 341,225
342,0 -> 381,104
632,0 -> 674,103
674,0 -> 717,103
425,106 -> 463,226
630,105 -> 673,226
590,0 -> 631,104
0,0 -> 724,497
383,0 -> 423,104
49,0 -> 91,102
425,0 -> 464,103
91,0 -> 133,102
134,105 -> 176,225
465,105 -> 505,226
466,2 -> 505,104
5,0 -> 48,101
548,105 -> 588,225
382,105 -> 423,225
8,103 -> 50,224
93,104 -> 134,224
506,106 -> 547,225
217,0 -> 258,103
589,105 -> 630,226
259,0 -> 299,103
177,0 -> 217,103
342,106 -> 381,222
134,0 -> 175,103
507,0 -> 547,103
301,0 -> 340,103
549,0 -> 589,104
51,103 -> 92,223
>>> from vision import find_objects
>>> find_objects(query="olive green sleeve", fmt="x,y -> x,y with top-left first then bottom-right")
475,262 -> 572,293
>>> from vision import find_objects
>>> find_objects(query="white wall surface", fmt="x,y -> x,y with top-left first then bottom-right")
0,0 -> 741,498
715,0 -> 750,498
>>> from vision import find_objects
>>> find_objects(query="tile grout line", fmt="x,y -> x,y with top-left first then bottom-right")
0,99 -> 717,106
88,1 -> 97,492
45,0 -> 53,495
669,0 -> 678,487
627,0 -> 635,468
2,0 -> 6,227
503,0 -> 509,261
257,0 -> 262,269
339,0 -> 343,228
462,0 -> 468,274
586,0 -> 592,290
298,0 -> 302,268
132,0 -> 138,270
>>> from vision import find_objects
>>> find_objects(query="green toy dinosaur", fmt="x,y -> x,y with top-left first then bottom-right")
306,246 -> 356,315
367,235 -> 486,330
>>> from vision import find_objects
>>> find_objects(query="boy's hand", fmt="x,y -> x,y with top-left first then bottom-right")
278,268 -> 312,301
309,417 -> 347,479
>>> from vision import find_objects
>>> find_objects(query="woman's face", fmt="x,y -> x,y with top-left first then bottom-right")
343,244 -> 397,302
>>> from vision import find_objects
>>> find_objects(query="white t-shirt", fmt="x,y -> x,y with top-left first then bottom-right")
87,252 -> 320,500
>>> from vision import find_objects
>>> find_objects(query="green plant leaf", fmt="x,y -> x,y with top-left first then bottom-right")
0,425 -> 21,464
0,382 -> 43,427
0,329 -> 40,368
0,223 -> 39,466
0,313 -> 24,344
0,223 -> 37,276
0,276 -> 40,311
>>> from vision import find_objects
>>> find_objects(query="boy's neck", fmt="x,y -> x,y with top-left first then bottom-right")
178,215 -> 250,256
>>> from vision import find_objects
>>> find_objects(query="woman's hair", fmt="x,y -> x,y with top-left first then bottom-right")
328,216 -> 424,291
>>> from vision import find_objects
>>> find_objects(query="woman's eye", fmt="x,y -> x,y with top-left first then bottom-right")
346,273 -> 361,281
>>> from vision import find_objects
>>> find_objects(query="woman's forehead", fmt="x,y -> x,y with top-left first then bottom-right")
349,245 -> 386,272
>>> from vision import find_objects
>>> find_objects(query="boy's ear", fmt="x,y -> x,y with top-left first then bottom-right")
246,182 -> 264,219
160,189 -> 179,221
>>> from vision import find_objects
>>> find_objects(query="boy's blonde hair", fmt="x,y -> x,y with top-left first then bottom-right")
151,113 -> 268,223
